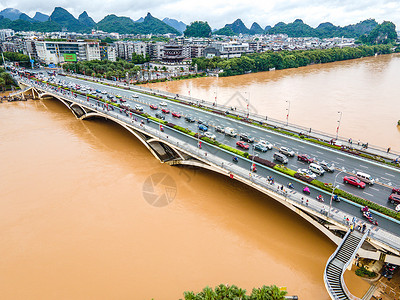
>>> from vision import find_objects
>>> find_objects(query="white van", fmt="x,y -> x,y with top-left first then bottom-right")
356,172 -> 375,185
309,163 -> 325,176
273,152 -> 288,164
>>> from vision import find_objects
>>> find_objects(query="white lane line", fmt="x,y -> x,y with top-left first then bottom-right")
381,177 -> 391,181
370,187 -> 379,191
292,148 -> 298,151
385,173 -> 395,177
359,165 -> 369,169
336,158 -> 345,161
298,145 -> 305,148
316,151 -> 323,154
363,192 -> 373,197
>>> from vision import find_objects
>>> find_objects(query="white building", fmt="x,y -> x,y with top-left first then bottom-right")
35,40 -> 101,65
0,29 -> 15,41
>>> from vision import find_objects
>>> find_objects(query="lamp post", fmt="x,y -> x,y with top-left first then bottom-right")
336,111 -> 342,140
328,168 -> 346,218
286,100 -> 290,126
244,91 -> 250,119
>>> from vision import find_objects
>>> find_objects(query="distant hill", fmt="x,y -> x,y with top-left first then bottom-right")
19,13 -> 35,22
49,7 -> 83,32
218,19 -> 250,35
0,8 -> 22,21
97,13 -> 180,35
134,17 -> 144,23
78,11 -> 95,28
163,17 -> 186,33
33,12 -> 49,22
249,22 -> 264,34
267,18 -> 379,38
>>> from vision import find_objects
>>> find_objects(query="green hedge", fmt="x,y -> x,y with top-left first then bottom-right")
274,165 -> 297,177
355,266 -> 376,278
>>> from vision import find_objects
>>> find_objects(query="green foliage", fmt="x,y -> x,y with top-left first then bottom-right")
0,67 -> 16,90
2,52 -> 30,67
358,21 -> 398,45
131,53 -> 150,64
213,26 -> 236,36
183,284 -> 287,300
273,165 -> 296,177
355,266 -> 376,278
193,45 -> 393,76
184,21 -> 212,37
269,18 -> 379,38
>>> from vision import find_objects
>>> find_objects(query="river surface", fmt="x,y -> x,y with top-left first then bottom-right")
0,56 -> 384,300
147,54 -> 400,151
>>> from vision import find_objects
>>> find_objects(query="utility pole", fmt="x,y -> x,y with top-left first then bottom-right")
336,111 -> 342,140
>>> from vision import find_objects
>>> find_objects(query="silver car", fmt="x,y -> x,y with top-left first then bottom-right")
279,146 -> 295,157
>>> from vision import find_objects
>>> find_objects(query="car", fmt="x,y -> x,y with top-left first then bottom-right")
204,132 -> 216,140
115,94 -> 122,98
343,176 -> 366,189
155,112 -> 165,120
254,143 -> 268,152
197,119 -> 204,124
159,102 -> 167,106
239,133 -> 255,143
297,154 -> 314,163
131,94 -> 139,98
297,168 -> 317,179
389,193 -> 400,204
259,140 -> 273,150
392,188 -> 400,195
279,146 -> 295,157
135,104 -> 143,111
236,141 -> 249,150
150,104 -> 158,110
172,112 -> 181,118
198,124 -> 208,131
215,126 -> 224,133
161,108 -> 170,114
320,161 -> 335,172
185,116 -> 195,122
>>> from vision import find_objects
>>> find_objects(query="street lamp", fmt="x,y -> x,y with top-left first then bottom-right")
336,111 -> 342,140
244,91 -> 250,119
286,100 -> 290,126
328,168 -> 346,218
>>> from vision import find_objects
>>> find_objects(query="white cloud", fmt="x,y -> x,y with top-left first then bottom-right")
0,0 -> 399,29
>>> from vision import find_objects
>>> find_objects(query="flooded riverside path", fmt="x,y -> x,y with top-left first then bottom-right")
0,76 -> 373,298
147,54 -> 400,151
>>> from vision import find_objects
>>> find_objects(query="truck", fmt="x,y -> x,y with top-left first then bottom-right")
224,127 -> 237,137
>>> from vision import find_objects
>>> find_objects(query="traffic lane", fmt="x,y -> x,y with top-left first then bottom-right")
57,76 -> 400,191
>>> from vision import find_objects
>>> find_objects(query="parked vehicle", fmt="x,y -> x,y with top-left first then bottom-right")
297,168 -> 317,179
254,143 -> 269,152
343,176 -> 366,188
273,152 -> 288,164
320,161 -> 335,172
356,172 -> 375,185
388,193 -> 400,204
279,146 -> 295,157
309,163 -> 325,176
297,154 -> 314,163
224,127 -> 237,137
240,133 -> 255,143
236,141 -> 249,150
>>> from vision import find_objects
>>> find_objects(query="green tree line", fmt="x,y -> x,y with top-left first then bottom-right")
192,44 -> 394,77
62,59 -> 140,80
0,67 -> 17,91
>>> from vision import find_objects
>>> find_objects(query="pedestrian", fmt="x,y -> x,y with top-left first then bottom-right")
346,217 -> 349,225
387,147 -> 391,153
357,139 -> 360,146
301,197 -> 304,204
365,142 -> 368,149
362,223 -> 366,233
350,224 -> 354,232
306,199 -> 309,206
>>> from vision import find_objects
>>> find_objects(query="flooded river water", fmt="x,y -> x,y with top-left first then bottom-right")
1,55 -> 389,299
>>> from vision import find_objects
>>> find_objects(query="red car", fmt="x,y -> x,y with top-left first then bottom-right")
150,104 -> 158,110
161,108 -> 170,114
389,193 -> 400,204
297,154 -> 314,163
172,112 -> 181,118
392,188 -> 400,195
343,176 -> 366,189
236,141 -> 249,150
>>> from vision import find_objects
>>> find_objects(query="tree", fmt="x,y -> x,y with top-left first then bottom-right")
358,21 -> 397,45
184,21 -> 212,37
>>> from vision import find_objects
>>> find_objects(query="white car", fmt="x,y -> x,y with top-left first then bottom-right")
159,102 -> 168,106
135,104 -> 143,111
297,168 -> 317,179
204,132 -> 216,140
259,140 -> 273,150
279,146 -> 295,157
131,94 -> 139,98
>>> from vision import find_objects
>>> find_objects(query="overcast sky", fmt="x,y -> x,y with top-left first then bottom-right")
1,0 -> 399,29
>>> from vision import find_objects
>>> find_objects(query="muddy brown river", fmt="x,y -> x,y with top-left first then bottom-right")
2,54 -> 392,299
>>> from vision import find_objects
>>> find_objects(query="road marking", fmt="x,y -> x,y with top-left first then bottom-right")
359,165 -> 369,169
298,145 -> 304,148
362,192 -> 373,197
385,173 -> 395,177
381,177 -> 391,181
370,187 -> 379,191
316,151 -> 323,154
336,158 -> 345,161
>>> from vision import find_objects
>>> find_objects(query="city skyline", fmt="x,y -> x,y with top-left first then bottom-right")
0,0 -> 399,30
